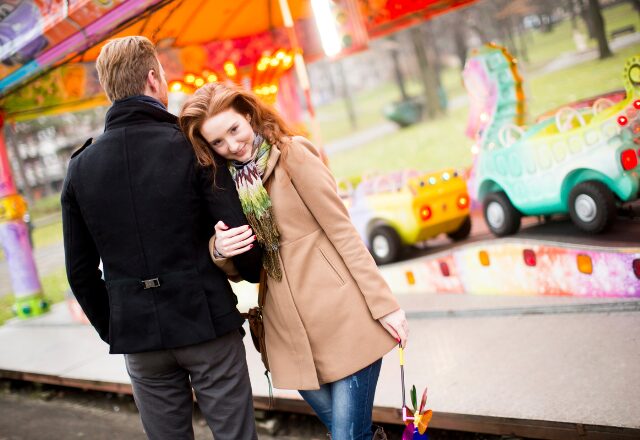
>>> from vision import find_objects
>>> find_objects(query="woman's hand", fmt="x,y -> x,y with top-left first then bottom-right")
378,308 -> 409,348
214,221 -> 256,257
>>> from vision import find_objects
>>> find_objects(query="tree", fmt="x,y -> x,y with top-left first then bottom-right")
536,0 -> 557,33
453,15 -> 468,69
336,60 -> 358,130
587,0 -> 612,59
579,0 -> 595,38
495,0 -> 536,60
567,0 -> 579,29
410,25 -> 443,119
4,123 -> 33,202
388,35 -> 409,102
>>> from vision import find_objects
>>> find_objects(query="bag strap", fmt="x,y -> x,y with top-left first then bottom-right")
257,268 -> 267,308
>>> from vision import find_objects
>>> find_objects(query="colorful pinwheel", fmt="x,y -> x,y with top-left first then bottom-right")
401,385 -> 432,439
398,344 -> 432,440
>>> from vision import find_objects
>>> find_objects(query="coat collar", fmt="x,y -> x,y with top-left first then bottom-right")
262,143 -> 281,182
104,99 -> 177,131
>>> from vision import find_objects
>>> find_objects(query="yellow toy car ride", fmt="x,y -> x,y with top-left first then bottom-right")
340,169 -> 471,264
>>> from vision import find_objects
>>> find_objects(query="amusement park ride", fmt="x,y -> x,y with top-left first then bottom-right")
464,44 -> 640,237
371,46 -> 639,297
332,43 -> 639,272
339,168 -> 471,264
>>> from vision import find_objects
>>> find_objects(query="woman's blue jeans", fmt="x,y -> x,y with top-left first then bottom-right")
299,359 -> 382,440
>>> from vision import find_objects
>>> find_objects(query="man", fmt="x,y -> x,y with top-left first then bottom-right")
61,36 -> 262,440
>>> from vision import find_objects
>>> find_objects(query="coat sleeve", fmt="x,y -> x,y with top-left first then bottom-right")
61,168 -> 110,343
208,234 -> 242,282
196,162 -> 263,283
286,137 -> 400,320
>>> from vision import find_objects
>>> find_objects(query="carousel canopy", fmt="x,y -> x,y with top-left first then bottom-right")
0,0 -> 478,119
0,0 -> 315,99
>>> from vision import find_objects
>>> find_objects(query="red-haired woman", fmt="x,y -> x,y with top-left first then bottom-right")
179,83 -> 408,440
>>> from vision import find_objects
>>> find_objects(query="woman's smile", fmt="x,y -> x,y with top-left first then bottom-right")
233,144 -> 249,160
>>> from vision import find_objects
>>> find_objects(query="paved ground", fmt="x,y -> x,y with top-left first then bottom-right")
0,380 -> 509,440
0,380 -> 328,440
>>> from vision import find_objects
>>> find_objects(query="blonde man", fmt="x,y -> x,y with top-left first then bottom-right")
61,36 -> 262,440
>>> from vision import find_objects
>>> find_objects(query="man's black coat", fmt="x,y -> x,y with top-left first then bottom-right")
61,99 -> 262,354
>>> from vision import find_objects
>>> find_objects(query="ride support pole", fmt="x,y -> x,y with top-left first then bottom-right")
277,0 -> 327,163
0,116 -> 48,318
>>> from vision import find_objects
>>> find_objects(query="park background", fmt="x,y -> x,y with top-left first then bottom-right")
0,0 -> 639,323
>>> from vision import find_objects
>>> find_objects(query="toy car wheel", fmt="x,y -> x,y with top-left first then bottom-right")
568,181 -> 616,233
369,226 -> 401,265
483,192 -> 522,236
447,216 -> 472,241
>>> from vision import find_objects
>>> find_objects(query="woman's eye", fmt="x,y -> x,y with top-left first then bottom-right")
230,126 -> 238,133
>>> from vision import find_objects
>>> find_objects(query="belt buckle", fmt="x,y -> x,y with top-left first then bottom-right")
141,278 -> 161,289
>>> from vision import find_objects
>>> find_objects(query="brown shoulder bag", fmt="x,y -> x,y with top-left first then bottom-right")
241,268 -> 269,372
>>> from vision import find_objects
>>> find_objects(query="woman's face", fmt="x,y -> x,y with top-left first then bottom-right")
200,108 -> 255,162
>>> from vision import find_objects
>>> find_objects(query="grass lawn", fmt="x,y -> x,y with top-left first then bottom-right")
32,218 -> 63,248
527,44 -> 639,116
0,267 -> 69,326
317,67 -> 465,144
30,193 -> 63,219
329,106 -> 472,178
317,80 -> 422,142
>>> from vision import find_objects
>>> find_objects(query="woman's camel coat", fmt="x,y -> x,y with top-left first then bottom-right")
211,136 -> 399,390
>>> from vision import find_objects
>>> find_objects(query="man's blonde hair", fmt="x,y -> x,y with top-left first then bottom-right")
96,36 -> 160,102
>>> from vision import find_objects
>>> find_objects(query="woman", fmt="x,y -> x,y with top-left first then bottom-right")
179,83 -> 408,440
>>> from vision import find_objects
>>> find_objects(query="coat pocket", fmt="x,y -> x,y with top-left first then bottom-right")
316,246 -> 346,286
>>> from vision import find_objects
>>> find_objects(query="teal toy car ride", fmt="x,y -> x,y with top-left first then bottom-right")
463,45 -> 640,236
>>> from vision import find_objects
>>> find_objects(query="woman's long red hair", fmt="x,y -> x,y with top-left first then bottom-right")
179,83 -> 296,177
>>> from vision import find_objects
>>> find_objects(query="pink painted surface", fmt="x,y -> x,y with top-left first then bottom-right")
0,220 -> 41,298
390,240 -> 640,297
0,131 -> 17,198
417,255 -> 464,293
452,243 -> 640,297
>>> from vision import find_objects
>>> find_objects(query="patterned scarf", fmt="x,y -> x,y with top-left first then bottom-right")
228,134 -> 282,280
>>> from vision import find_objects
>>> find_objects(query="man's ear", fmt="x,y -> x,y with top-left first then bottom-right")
146,69 -> 159,93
